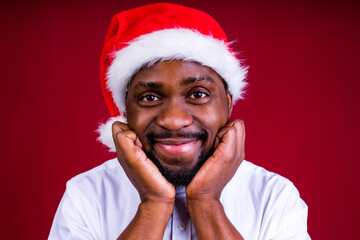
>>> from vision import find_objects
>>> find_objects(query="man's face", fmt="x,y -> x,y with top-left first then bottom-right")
126,60 -> 233,186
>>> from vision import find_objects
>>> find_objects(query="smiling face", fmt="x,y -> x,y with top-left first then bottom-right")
126,60 -> 233,186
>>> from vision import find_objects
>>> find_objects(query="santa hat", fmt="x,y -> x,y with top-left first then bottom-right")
97,3 -> 248,152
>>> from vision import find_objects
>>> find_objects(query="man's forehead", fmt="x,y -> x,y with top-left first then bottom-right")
138,60 -> 214,74
128,60 -> 221,88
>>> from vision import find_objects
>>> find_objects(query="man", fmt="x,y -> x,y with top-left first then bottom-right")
49,3 -> 310,239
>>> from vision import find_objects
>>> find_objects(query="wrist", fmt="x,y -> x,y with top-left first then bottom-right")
118,199 -> 174,240
140,199 -> 175,217
186,197 -> 222,216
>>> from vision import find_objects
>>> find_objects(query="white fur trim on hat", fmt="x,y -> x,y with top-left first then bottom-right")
96,115 -> 127,152
107,28 -> 248,113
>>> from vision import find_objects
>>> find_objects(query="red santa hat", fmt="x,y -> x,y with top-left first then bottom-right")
97,3 -> 248,152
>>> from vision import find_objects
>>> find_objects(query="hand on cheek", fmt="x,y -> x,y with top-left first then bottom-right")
112,121 -> 176,204
185,119 -> 245,200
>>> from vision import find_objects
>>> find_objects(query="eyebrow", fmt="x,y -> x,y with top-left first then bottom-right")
132,75 -> 215,90
133,81 -> 164,90
181,75 -> 215,85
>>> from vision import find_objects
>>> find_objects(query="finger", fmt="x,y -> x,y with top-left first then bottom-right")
114,130 -> 149,181
216,120 -> 237,140
115,130 -> 158,178
115,130 -> 171,195
134,136 -> 143,149
219,120 -> 245,148
213,119 -> 245,163
214,136 -> 220,148
231,119 -> 245,159
112,121 -> 130,140
111,122 -> 139,170
115,130 -> 139,159
216,127 -> 231,141
189,125 -> 237,195
112,121 -> 144,150
231,119 -> 245,142
111,122 -> 173,199
112,121 -> 129,149
216,126 -> 236,147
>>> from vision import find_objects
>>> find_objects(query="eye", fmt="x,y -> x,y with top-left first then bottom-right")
190,91 -> 208,99
140,94 -> 160,102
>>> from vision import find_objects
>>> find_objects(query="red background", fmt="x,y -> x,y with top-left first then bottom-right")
1,0 -> 359,239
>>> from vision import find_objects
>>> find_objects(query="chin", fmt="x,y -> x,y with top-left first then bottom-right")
145,146 -> 213,187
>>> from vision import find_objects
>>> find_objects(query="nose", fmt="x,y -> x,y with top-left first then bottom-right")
156,102 -> 193,130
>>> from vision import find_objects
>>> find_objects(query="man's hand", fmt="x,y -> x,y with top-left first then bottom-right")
112,121 -> 175,240
185,119 -> 245,240
112,121 -> 175,203
186,119 -> 245,200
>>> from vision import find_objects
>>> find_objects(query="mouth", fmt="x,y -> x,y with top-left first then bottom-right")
150,138 -> 203,167
154,138 -> 200,155
145,130 -> 208,166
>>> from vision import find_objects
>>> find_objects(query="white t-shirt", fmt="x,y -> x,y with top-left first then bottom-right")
49,159 -> 310,240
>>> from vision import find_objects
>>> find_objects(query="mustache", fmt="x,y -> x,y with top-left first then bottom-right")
147,131 -> 208,142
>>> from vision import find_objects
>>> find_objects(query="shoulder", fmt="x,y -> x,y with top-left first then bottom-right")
67,158 -> 123,187
226,160 -> 305,208
223,160 -> 310,239
65,158 -> 136,206
226,160 -> 294,193
50,159 -> 138,239
237,160 -> 303,207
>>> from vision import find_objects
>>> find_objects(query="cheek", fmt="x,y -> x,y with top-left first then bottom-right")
193,100 -> 230,141
199,110 -> 226,128
126,108 -> 162,152
126,101 -> 153,139
127,108 -> 151,132
205,96 -> 230,126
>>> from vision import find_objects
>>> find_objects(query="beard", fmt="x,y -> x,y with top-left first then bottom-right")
145,131 -> 213,187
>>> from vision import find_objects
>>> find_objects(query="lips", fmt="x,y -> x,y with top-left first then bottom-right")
145,130 -> 208,166
155,138 -> 199,155
156,139 -> 198,155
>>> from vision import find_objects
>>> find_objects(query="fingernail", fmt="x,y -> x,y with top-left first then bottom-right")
214,136 -> 220,148
135,137 -> 143,149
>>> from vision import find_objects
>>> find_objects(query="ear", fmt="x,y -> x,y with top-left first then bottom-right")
226,92 -> 233,118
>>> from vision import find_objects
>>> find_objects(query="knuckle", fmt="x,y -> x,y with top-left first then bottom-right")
114,130 -> 124,142
111,121 -> 121,132
233,119 -> 244,128
112,121 -> 129,132
228,125 -> 237,132
227,126 -> 237,137
113,127 -> 134,141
